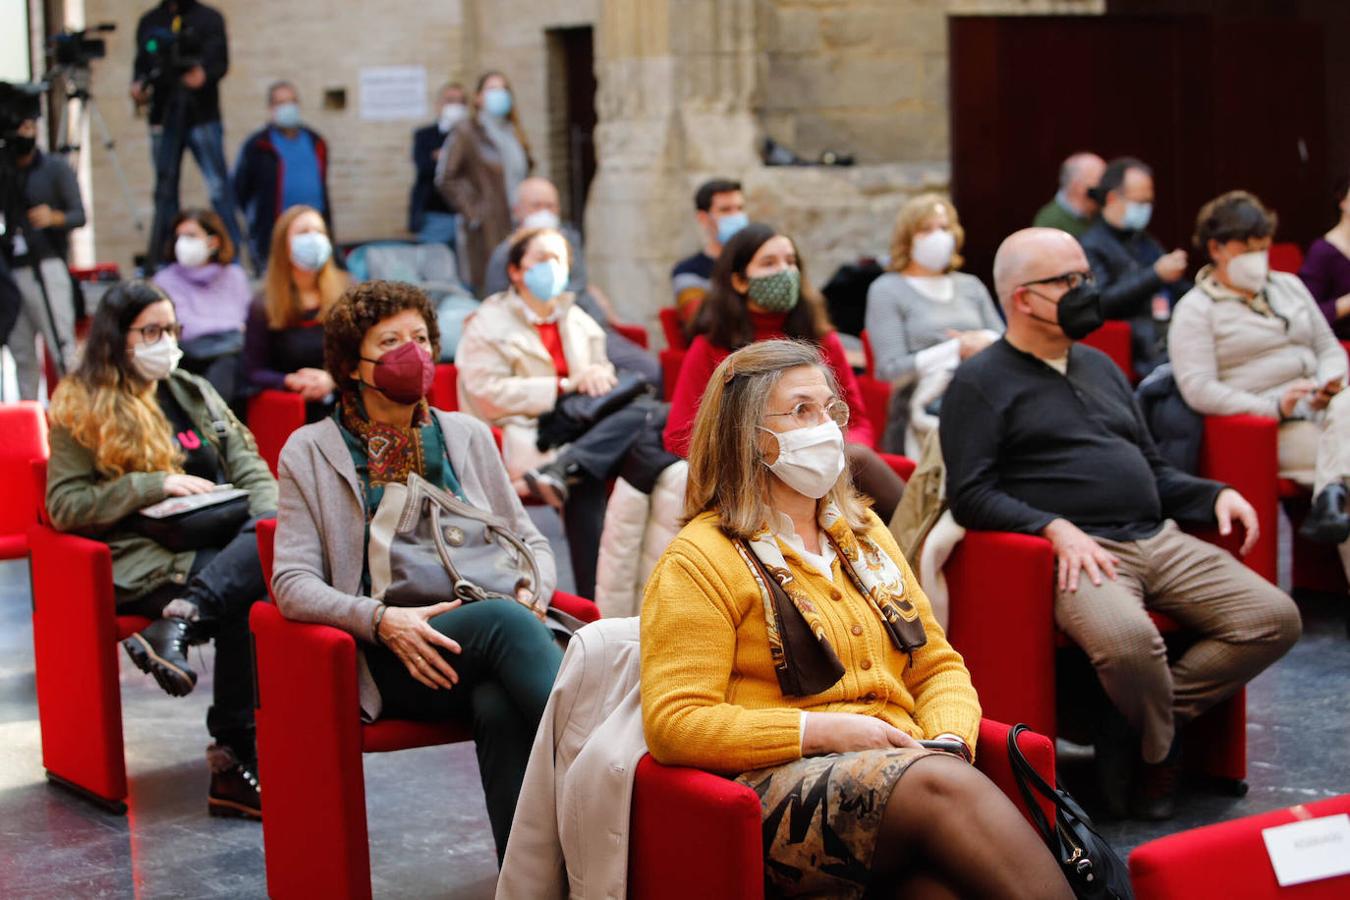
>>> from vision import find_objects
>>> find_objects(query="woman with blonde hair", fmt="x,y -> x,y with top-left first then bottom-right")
641,339 -> 1070,899
435,71 -> 534,294
864,193 -> 1002,452
242,204 -> 348,421
47,280 -> 276,820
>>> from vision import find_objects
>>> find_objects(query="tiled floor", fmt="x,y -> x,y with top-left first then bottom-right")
1,510 -> 1347,898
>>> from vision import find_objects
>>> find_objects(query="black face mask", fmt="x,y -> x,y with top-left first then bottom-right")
1028,284 -> 1104,341
12,135 -> 36,157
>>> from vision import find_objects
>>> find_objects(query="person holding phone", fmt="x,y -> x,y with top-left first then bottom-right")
1170,191 -> 1350,578
640,339 -> 1071,899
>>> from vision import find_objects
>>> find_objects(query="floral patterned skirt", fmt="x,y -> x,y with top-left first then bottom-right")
734,747 -> 937,898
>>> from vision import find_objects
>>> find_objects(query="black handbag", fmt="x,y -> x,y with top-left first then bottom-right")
536,371 -> 651,450
135,488 -> 251,552
1006,724 -> 1135,899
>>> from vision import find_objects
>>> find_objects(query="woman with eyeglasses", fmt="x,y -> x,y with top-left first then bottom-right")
664,223 -> 906,520
46,279 -> 277,820
642,339 -> 1071,899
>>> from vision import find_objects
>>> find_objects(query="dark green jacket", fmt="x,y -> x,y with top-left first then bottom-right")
1032,198 -> 1093,239
46,370 -> 277,603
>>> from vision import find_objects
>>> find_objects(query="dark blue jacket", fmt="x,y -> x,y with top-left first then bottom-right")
409,123 -> 456,233
233,126 -> 331,266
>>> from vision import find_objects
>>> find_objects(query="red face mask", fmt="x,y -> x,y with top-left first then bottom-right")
361,341 -> 434,405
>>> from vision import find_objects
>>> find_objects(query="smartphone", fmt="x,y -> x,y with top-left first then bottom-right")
917,739 -> 966,756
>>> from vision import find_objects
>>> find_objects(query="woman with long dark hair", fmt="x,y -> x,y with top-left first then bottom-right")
46,280 -> 276,819
663,223 -> 906,520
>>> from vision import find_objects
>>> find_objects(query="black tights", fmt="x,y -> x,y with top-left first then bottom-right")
868,755 -> 1072,899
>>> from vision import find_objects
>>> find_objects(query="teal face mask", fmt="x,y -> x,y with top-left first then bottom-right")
746,268 -> 801,313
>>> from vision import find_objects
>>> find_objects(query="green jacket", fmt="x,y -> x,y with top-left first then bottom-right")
46,371 -> 278,604
1032,198 -> 1093,239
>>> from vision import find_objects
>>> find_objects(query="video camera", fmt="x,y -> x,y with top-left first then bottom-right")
47,24 -> 116,70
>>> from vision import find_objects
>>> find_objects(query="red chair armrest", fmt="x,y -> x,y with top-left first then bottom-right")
1199,415 -> 1278,582
248,390 -> 307,477
612,322 -> 650,350
857,375 -> 892,449
658,308 -> 687,350
629,755 -> 764,899
552,590 -> 601,624
878,452 -> 915,481
659,349 -> 686,402
429,364 -> 458,412
975,718 -> 1058,830
945,532 -> 1057,738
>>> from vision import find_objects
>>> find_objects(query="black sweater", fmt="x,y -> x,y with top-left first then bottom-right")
940,338 -> 1224,542
133,0 -> 228,127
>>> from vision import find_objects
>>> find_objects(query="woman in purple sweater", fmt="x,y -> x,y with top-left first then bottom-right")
1299,176 -> 1350,339
152,208 -> 253,408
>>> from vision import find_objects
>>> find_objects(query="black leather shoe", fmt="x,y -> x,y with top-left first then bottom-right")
207,744 -> 261,820
1131,742 -> 1182,821
122,617 -> 197,697
524,458 -> 580,510
1299,483 -> 1350,544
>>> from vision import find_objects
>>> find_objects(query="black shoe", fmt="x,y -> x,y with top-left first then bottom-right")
1131,742 -> 1182,821
207,744 -> 261,821
122,617 -> 198,697
1299,484 -> 1350,544
1093,713 -> 1136,821
524,458 -> 579,510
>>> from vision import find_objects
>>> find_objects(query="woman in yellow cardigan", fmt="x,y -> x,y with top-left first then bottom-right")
640,340 -> 1069,898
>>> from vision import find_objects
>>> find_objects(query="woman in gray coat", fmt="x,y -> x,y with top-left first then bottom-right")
270,280 -> 561,860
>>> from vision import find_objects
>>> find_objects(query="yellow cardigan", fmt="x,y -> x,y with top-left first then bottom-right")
640,510 -> 981,774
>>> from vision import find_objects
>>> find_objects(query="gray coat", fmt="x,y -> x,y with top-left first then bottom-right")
271,408 -> 558,720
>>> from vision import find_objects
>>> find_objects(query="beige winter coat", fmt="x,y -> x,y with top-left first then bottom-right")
455,290 -> 613,480
1169,268 -> 1347,419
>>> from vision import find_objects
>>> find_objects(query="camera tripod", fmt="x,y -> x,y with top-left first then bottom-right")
47,62 -> 145,238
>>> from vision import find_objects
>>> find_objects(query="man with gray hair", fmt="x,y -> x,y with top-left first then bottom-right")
940,227 -> 1300,821
1032,152 -> 1106,238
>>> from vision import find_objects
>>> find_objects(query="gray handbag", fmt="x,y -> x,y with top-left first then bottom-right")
368,472 -> 541,607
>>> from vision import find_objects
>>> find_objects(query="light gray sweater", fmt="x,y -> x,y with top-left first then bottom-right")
1169,269 -> 1347,420
864,271 -> 1003,382
270,408 -> 558,720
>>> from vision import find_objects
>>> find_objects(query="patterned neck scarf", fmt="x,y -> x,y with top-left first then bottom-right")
736,500 -> 928,697
339,391 -> 433,491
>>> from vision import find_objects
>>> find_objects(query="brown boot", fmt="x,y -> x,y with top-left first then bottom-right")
1131,741 -> 1182,821
207,744 -> 261,821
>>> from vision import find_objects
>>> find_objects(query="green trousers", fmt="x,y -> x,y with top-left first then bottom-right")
365,598 -> 564,860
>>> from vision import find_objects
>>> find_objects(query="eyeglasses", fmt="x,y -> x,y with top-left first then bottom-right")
1019,270 -> 1095,292
127,322 -> 182,344
764,398 -> 850,429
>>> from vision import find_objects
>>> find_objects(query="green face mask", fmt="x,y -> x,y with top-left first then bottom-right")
746,267 -> 801,313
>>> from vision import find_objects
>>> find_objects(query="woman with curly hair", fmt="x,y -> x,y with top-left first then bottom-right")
270,280 -> 562,860
46,279 -> 276,820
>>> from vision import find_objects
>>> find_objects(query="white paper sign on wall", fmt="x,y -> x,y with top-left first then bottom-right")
358,66 -> 428,122
1261,813 -> 1350,887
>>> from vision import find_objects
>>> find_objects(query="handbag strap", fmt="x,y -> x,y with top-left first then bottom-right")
1005,723 -> 1063,853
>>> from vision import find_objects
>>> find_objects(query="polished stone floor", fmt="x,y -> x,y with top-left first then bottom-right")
1,509 -> 1347,898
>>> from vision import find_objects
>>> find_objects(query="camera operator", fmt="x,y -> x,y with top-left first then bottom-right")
132,0 -> 241,268
3,116 -> 83,400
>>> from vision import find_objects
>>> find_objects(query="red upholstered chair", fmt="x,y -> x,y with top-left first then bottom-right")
857,374 -> 891,450
1268,242 -> 1305,275
27,459 -> 153,812
659,348 -> 686,402
428,362 -> 458,411
251,517 -> 600,900
611,321 -> 650,349
658,307 -> 687,350
945,528 -> 1249,787
247,390 -> 306,478
628,718 -> 1058,899
1129,794 -> 1350,899
861,329 -> 876,377
0,401 -> 49,560
1080,320 -> 1134,381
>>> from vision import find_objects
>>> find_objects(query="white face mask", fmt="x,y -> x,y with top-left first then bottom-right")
911,228 -> 956,272
761,420 -> 846,500
174,235 -> 212,268
1227,249 -> 1269,293
131,335 -> 183,382
438,102 -> 467,132
520,209 -> 561,231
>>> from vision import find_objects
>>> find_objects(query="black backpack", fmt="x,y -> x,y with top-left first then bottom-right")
820,257 -> 884,337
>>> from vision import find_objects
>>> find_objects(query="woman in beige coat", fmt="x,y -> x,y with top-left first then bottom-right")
456,226 -> 658,598
1169,190 -> 1350,582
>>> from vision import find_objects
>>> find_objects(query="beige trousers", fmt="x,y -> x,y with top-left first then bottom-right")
1054,522 -> 1301,763
1278,388 -> 1350,582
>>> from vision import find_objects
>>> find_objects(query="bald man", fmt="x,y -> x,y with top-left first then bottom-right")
1032,152 -> 1106,238
481,176 -> 661,387
939,228 -> 1300,821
